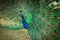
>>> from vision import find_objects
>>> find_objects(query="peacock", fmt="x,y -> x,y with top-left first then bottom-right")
0,0 -> 60,40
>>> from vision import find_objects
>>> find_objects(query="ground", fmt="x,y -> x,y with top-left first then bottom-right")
0,28 -> 31,40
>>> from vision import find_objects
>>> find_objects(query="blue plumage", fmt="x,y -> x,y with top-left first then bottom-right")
19,14 -> 28,29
